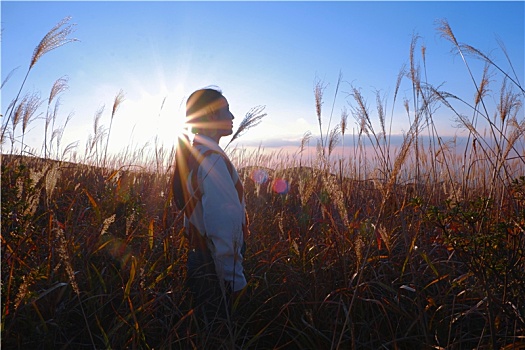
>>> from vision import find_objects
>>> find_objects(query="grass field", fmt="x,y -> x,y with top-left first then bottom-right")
2,17 -> 525,349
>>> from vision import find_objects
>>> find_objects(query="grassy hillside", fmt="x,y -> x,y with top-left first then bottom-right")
2,146 -> 525,349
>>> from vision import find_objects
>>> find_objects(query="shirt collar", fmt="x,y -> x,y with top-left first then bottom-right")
192,134 -> 225,155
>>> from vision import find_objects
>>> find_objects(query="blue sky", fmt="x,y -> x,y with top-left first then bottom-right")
2,1 -> 524,160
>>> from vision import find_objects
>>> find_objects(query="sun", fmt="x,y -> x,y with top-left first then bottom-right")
107,84 -> 189,158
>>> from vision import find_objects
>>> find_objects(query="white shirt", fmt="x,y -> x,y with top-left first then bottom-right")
185,134 -> 247,292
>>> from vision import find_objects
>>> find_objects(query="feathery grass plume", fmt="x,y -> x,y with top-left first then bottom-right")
494,82 -> 523,181
463,62 -> 490,165
409,34 -> 421,92
50,128 -> 63,155
338,106 -> 349,180
393,64 -> 406,110
328,125 -> 340,157
30,17 -> 78,69
500,121 -> 523,182
21,93 -> 42,152
436,18 -> 459,48
61,140 -> 79,161
383,129 -> 415,203
22,92 -> 41,134
11,94 -> 27,133
49,78 -> 69,131
86,106 -> 106,164
44,97 -> 60,158
111,89 -> 125,118
351,87 -> 369,136
322,169 -> 349,227
340,106 -> 348,138
403,97 -> 410,115
55,111 -> 74,159
44,77 -> 69,158
314,79 -> 327,153
49,76 -> 69,104
227,105 -> 266,146
55,224 -> 79,294
100,214 -> 116,236
2,17 -> 77,144
433,87 -> 500,190
299,130 -> 312,167
14,274 -> 32,311
498,78 -> 520,125
104,89 -> 126,167
434,84 -> 516,174
389,65 -> 407,165
1,67 -> 19,90
474,64 -> 492,107
350,86 -> 388,172
375,90 -> 386,142
436,18 -> 496,136
298,172 -> 315,207
408,34 -> 424,182
299,130 -> 312,155
44,164 -> 60,206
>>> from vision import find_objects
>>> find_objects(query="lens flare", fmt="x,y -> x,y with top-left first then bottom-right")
251,169 -> 269,184
272,178 -> 289,194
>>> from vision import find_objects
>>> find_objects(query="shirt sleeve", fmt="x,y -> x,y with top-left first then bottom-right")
199,153 -> 247,292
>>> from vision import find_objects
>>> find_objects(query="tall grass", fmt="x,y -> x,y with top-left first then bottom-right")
2,18 -> 525,349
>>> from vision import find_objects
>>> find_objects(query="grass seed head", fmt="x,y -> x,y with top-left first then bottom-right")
229,105 -> 267,145
48,76 -> 69,105
30,17 -> 78,69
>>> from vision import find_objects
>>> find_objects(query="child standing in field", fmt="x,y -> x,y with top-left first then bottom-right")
172,87 -> 248,333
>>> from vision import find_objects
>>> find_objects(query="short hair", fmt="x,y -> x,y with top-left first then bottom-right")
186,87 -> 224,134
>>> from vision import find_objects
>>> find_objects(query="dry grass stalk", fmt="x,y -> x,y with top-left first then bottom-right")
462,42 -> 525,95
384,124 -> 416,199
326,71 -> 343,139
